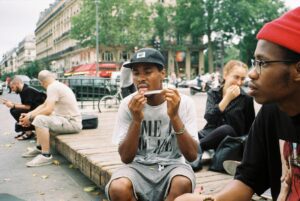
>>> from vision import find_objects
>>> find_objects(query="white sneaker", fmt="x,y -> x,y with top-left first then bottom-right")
223,160 -> 241,176
26,154 -> 53,167
202,150 -> 214,160
22,147 -> 41,158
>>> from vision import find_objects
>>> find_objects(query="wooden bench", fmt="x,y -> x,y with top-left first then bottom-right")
50,111 -> 269,200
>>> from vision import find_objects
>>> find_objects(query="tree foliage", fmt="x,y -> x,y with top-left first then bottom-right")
151,3 -> 173,48
70,0 -> 153,50
172,0 -> 286,71
1,59 -> 51,80
238,0 -> 286,64
69,0 -> 287,72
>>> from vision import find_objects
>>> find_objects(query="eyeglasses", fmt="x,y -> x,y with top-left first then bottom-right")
251,59 -> 298,74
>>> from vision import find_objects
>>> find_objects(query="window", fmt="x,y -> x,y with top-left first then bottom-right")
102,51 -> 113,61
120,51 -> 130,61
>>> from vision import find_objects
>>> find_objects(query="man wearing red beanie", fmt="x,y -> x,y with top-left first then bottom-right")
175,7 -> 300,201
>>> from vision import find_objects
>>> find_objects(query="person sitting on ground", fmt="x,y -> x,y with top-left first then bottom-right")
194,60 -> 255,170
120,61 -> 136,98
2,76 -> 46,140
19,70 -> 82,167
105,48 -> 199,201
175,7 -> 300,201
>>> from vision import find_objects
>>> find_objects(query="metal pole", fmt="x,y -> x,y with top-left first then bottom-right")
95,0 -> 99,76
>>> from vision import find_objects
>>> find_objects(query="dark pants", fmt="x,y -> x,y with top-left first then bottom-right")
10,108 -> 34,132
200,125 -> 237,151
121,84 -> 136,98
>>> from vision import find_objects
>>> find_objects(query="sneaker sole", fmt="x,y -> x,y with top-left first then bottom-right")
26,161 -> 52,167
223,160 -> 240,176
22,154 -> 40,158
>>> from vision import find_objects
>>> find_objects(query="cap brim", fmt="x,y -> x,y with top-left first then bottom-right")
123,62 -> 133,68
123,61 -> 164,69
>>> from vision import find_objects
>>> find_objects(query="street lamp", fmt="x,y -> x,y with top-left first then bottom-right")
95,0 -> 100,76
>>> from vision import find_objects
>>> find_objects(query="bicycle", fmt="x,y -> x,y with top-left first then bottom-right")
98,89 -> 123,113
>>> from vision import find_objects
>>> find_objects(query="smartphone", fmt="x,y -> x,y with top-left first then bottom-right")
0,97 -> 6,104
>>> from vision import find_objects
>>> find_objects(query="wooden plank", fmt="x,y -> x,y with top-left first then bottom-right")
52,110 -> 264,200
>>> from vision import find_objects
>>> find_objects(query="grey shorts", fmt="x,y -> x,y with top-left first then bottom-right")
32,114 -> 82,134
105,162 -> 196,201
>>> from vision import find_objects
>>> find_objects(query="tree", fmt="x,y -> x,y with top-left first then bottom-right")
172,0 -> 286,73
70,0 -> 153,54
237,0 -> 286,64
17,59 -> 51,78
151,3 -> 173,49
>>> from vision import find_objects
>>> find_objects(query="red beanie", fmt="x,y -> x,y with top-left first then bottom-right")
257,7 -> 300,54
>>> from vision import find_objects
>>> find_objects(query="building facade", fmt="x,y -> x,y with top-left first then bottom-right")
16,35 -> 36,69
0,49 -> 17,74
35,0 -> 83,75
33,0 -> 204,79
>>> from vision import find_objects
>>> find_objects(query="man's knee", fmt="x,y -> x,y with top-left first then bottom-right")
32,115 -> 48,127
168,176 -> 192,197
108,177 -> 135,200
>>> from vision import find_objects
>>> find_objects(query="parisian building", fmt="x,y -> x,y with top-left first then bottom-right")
0,48 -> 18,74
0,0 -> 204,79
16,35 -> 36,69
0,35 -> 36,74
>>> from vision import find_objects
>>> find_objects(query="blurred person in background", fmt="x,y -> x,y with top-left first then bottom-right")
120,61 -> 136,98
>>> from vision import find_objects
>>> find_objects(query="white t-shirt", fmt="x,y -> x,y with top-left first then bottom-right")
112,93 -> 199,165
120,66 -> 133,88
47,81 -> 81,122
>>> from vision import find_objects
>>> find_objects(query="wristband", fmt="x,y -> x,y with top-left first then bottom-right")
203,197 -> 215,201
175,126 -> 185,135
29,115 -> 34,123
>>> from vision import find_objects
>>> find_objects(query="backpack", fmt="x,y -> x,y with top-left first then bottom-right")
82,114 -> 98,129
210,135 -> 248,172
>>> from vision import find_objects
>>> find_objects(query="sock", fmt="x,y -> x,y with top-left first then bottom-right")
42,153 -> 51,158
36,145 -> 42,150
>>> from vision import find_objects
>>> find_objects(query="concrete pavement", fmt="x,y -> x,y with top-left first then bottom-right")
0,90 -> 103,201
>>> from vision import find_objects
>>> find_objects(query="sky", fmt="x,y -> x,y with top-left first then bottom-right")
0,0 -> 55,57
0,0 -> 299,58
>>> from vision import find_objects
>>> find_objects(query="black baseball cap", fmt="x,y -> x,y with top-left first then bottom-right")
123,48 -> 165,69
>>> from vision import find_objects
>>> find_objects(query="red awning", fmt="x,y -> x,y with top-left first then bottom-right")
64,63 -> 118,77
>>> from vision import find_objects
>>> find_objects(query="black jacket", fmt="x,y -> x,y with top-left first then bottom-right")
200,86 -> 255,137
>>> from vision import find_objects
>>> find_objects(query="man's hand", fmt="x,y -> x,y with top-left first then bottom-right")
19,113 -> 31,127
128,91 -> 147,122
0,98 -> 6,104
3,99 -> 14,108
163,88 -> 180,118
